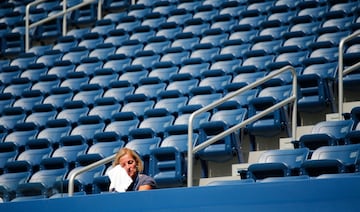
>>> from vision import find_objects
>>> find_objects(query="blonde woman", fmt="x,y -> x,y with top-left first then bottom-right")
111,148 -> 156,191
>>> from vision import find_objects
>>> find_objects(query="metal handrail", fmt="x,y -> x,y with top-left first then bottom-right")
25,0 -> 102,52
338,31 -> 360,119
187,65 -> 298,187
68,154 -> 115,196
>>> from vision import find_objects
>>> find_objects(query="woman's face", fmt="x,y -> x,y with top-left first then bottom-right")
119,153 -> 138,179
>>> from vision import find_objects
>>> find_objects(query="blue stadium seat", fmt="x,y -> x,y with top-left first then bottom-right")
144,36 -> 171,54
10,52 -> 37,70
219,1 -> 246,17
301,144 -> 360,177
245,148 -> 310,181
148,61 -> 179,82
36,119 -> 72,148
103,54 -> 131,73
121,94 -> 154,119
36,49 -> 63,68
89,43 -> 116,61
72,84 -> 104,107
129,25 -> 156,43
60,71 -> 90,93
247,1 -> 274,14
210,54 -> 242,74
240,55 -> 275,72
238,12 -> 267,29
127,4 -> 152,20
62,46 -> 90,65
0,106 -> 26,129
115,39 -> 144,58
224,82 -> 260,108
141,12 -> 166,30
154,90 -> 188,116
16,138 -> 53,171
91,19 -> 116,37
104,111 -> 140,141
13,90 -> 44,113
62,153 -> 105,194
0,66 -> 21,85
118,65 -> 149,86
152,1 -> 177,16
246,85 -> 293,149
47,60 -> 75,79
103,0 -> 130,12
232,71 -> 266,85
196,120 -> 239,176
70,3 -> 98,26
178,58 -> 210,79
173,104 -> 211,130
177,0 -> 202,13
220,39 -> 251,58
56,100 -> 90,124
132,50 -> 161,70
70,115 -> 106,143
0,142 -> 18,173
88,131 -> 125,158
156,22 -> 183,40
43,87 -> 73,110
13,157 -> 68,201
0,93 -> 15,113
51,135 -> 88,167
89,68 -> 118,88
193,5 -> 219,22
115,15 -> 141,32
229,25 -> 258,43
167,8 -> 193,26
138,108 -> 175,138
31,75 -> 59,95
104,29 -> 129,47
1,32 -> 24,57
171,32 -> 200,51
88,97 -> 121,122
103,80 -> 135,103
20,63 -> 48,82
294,120 -> 354,151
190,43 -> 220,62
4,122 -> 39,148
183,18 -> 210,37
250,39 -> 283,55
66,28 -> 91,41
200,28 -> 229,47
198,69 -> 232,93
187,87 -> 223,107
3,77 -> 32,97
25,104 -> 57,128
211,14 -> 238,32
297,62 -> 338,113
33,17 -> 62,41
75,57 -> 103,76
134,77 -> 166,100
53,35 -> 78,53
78,32 -> 104,51
0,160 -> 32,201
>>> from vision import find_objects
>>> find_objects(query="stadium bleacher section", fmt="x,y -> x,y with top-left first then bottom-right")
0,0 -> 360,210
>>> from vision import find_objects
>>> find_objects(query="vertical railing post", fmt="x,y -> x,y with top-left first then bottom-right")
63,0 -> 67,36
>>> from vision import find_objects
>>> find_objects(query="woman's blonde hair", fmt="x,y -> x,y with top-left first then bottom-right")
113,148 -> 144,173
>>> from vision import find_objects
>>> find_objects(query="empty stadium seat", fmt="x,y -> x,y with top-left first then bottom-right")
47,60 -> 76,79
89,68 -> 118,88
72,84 -> 104,107
88,97 -> 121,122
121,94 -> 154,119
103,54 -> 132,73
31,74 -> 61,95
0,106 -> 26,129
4,122 -> 39,148
56,100 -> 90,124
104,111 -> 140,141
103,80 -> 135,103
245,148 -> 310,181
88,131 -> 125,158
43,87 -> 74,110
70,115 -> 106,143
25,104 -> 57,128
294,120 -> 355,151
138,108 -> 175,138
75,57 -> 103,76
301,144 -> 360,177
36,119 -> 72,148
